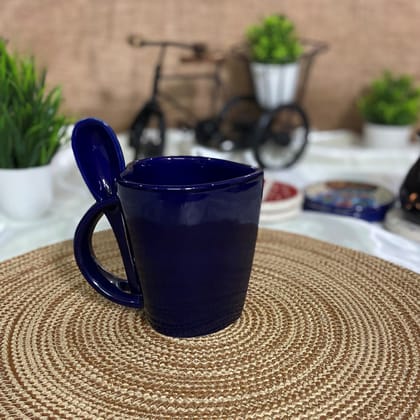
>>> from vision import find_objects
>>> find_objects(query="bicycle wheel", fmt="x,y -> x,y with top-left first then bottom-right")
253,104 -> 309,169
215,95 -> 261,151
129,102 -> 166,160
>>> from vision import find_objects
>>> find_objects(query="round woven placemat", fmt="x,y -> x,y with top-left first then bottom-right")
1,229 -> 419,419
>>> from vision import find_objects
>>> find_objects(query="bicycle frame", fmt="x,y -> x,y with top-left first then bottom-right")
128,35 -> 326,169
128,36 -> 222,124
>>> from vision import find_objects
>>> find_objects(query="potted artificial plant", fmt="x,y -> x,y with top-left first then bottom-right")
358,71 -> 420,148
246,14 -> 303,109
0,39 -> 70,219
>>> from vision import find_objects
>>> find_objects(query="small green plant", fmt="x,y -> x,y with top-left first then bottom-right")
0,39 -> 70,168
358,71 -> 420,126
246,14 -> 303,64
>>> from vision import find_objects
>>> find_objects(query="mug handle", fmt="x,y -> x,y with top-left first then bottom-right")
74,197 -> 143,308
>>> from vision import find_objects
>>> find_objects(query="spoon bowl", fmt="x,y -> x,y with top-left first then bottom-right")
72,118 -> 126,202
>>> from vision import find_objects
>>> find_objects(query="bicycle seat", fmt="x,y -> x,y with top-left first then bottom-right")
179,50 -> 225,65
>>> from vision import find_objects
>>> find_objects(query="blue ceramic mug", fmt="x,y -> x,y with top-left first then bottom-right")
72,118 -> 264,337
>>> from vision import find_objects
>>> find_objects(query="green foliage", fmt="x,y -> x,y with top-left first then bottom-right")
358,71 -> 420,126
0,39 -> 70,168
246,14 -> 303,64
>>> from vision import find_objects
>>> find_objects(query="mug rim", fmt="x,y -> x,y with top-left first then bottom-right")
118,156 -> 263,192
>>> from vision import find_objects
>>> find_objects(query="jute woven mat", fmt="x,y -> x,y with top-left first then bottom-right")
0,228 -> 419,419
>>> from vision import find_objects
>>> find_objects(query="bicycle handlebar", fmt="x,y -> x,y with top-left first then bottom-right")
127,34 -> 207,56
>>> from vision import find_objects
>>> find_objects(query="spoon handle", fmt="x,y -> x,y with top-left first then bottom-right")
105,205 -> 141,295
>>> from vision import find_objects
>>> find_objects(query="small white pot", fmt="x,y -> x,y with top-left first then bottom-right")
0,164 -> 53,220
363,122 -> 412,148
250,62 -> 301,110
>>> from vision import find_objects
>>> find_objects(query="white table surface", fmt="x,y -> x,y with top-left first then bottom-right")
1,129 -> 420,273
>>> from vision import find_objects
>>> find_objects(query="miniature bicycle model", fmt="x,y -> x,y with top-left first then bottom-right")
127,35 -> 326,169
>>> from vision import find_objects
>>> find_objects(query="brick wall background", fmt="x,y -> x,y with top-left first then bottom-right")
1,0 -> 419,132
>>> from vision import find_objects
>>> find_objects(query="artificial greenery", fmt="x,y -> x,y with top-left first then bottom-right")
0,39 -> 70,168
358,71 -> 420,126
246,14 -> 303,64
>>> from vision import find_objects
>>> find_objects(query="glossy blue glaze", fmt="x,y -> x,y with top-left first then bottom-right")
72,119 -> 264,337
118,156 -> 263,337
72,118 -> 141,299
72,118 -> 125,202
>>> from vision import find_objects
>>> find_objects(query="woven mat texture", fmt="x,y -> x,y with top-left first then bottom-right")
0,229 -> 419,419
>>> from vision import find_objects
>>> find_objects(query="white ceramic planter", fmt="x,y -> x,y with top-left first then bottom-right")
250,62 -> 300,110
363,122 -> 412,148
0,164 -> 53,220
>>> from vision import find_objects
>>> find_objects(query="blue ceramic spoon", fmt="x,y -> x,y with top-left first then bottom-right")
72,118 -> 141,296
